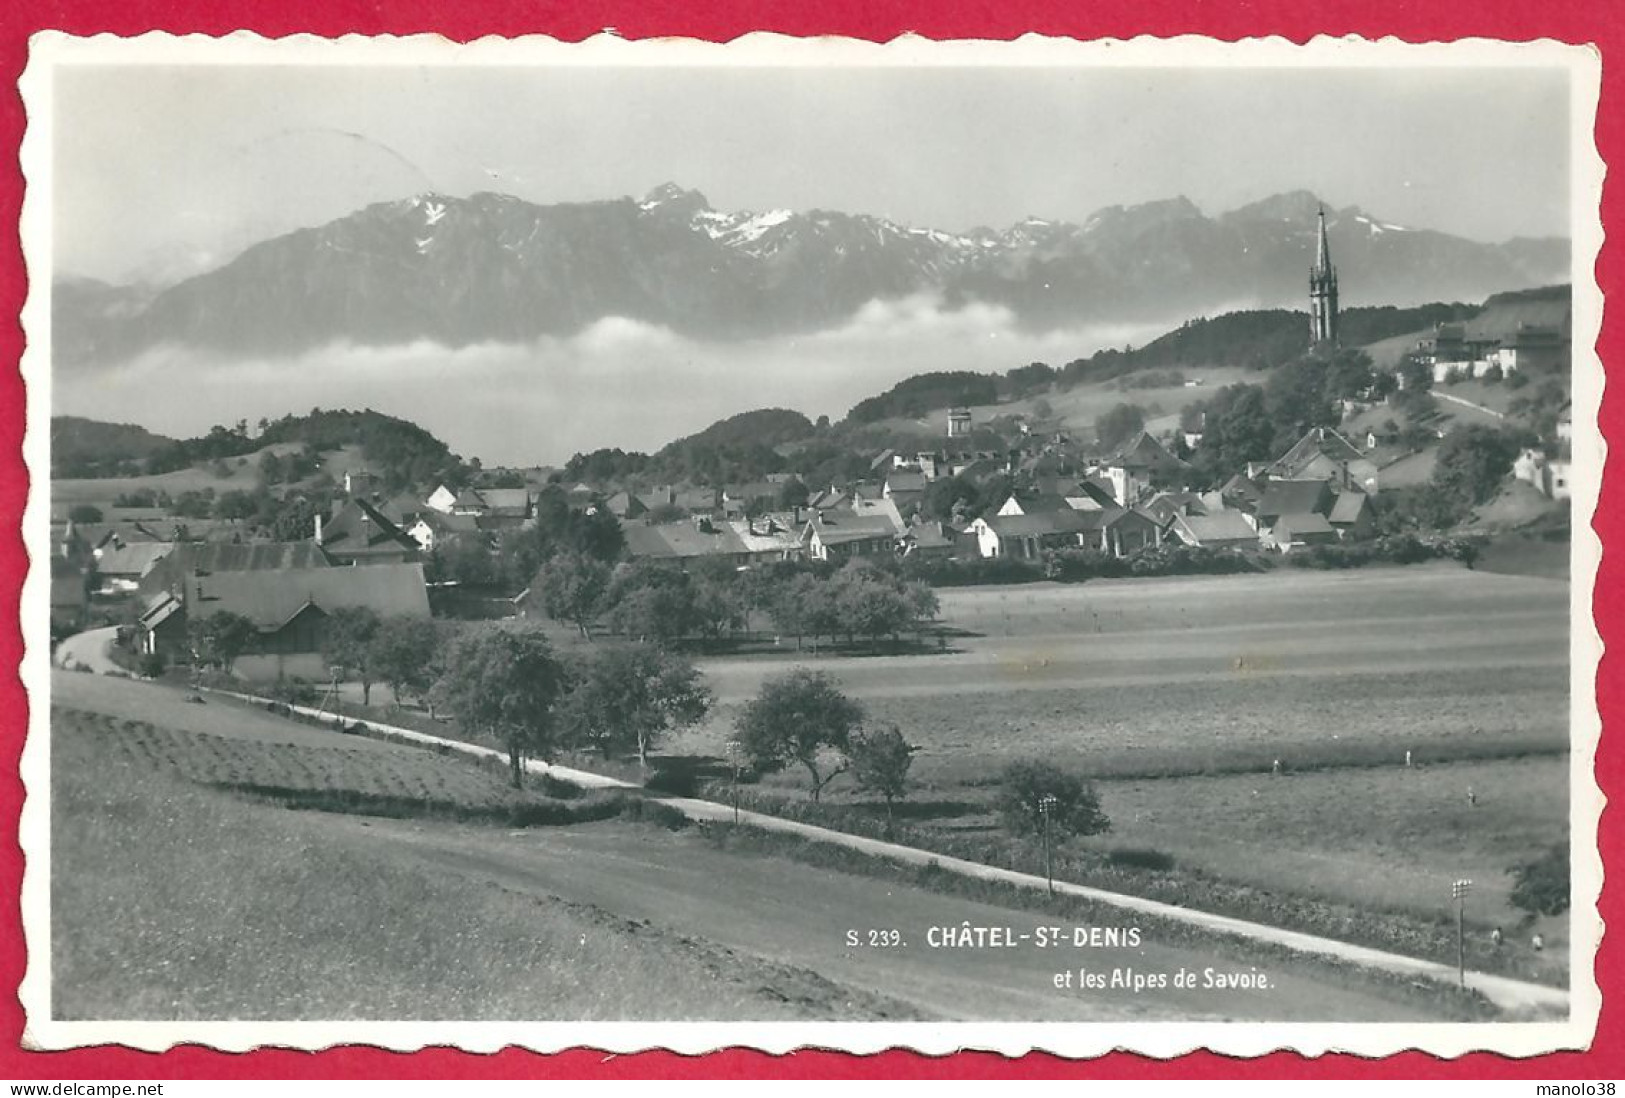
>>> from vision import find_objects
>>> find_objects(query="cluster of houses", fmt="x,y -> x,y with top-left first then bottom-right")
1512,404 -> 1574,502
1406,291 -> 1572,385
604,421 -> 1390,571
45,381 -> 1548,673
47,469 -> 522,675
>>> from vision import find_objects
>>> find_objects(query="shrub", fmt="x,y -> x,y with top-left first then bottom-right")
1107,847 -> 1177,872
137,652 -> 167,679
619,797 -> 692,831
1509,843 -> 1569,917
995,759 -> 1111,840
266,678 -> 319,706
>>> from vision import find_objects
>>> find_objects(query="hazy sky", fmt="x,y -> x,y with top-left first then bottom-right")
54,62 -> 1571,285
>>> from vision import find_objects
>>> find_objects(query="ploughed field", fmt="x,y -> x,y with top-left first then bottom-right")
51,673 -> 614,825
675,564 -> 1572,926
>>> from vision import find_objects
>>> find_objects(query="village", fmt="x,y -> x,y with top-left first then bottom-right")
48,210 -> 1574,680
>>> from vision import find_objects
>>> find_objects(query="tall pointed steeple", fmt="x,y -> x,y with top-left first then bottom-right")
1309,205 -> 1339,346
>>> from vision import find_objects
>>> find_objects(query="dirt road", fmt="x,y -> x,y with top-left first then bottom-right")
339,813 -> 1448,1023
53,626 -> 122,675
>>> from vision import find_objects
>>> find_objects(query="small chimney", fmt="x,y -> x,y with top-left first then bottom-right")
314,513 -> 324,544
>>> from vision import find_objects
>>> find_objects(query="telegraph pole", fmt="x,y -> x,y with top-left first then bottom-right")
1452,878 -> 1473,986
1040,794 -> 1058,895
725,739 -> 742,825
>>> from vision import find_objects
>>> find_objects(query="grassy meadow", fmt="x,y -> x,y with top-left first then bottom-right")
668,565 -> 1571,937
49,683 -> 908,1021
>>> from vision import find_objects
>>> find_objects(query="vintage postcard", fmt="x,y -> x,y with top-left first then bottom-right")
15,32 -> 1604,1059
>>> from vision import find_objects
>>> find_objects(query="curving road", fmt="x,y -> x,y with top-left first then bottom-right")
54,626 -> 123,675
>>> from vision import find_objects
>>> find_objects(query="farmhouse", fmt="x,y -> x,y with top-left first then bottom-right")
1170,510 -> 1258,550
92,540 -> 176,593
316,498 -> 422,565
898,522 -> 957,560
137,561 -> 431,680
1255,479 -> 1335,532
138,540 -> 333,605
728,516 -> 804,563
1268,513 -> 1340,553
970,510 -> 1094,560
620,516 -> 752,564
1513,445 -> 1573,501
882,470 -> 928,515
801,512 -> 899,562
406,510 -> 483,553
1327,491 -> 1375,537
1265,427 -> 1380,494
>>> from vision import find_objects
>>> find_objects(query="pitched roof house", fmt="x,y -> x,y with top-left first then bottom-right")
1266,427 -> 1381,493
801,512 -> 899,562
970,510 -> 1095,560
1255,480 -> 1336,529
1170,510 -> 1259,550
316,498 -> 421,564
1269,513 -> 1339,552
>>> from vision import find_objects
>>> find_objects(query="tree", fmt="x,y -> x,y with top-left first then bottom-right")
1432,425 -> 1522,507
215,489 -> 258,523
435,624 -> 568,788
188,611 -> 258,672
995,759 -> 1111,841
67,504 -> 103,523
269,495 -> 324,541
368,615 -> 445,711
559,643 -> 713,765
434,533 -> 498,587
769,572 -> 822,651
605,565 -> 698,643
1509,843 -> 1569,918
320,606 -> 381,704
533,553 -> 611,639
848,724 -> 916,826
921,475 -> 982,524
734,668 -> 864,801
1096,403 -> 1147,452
830,562 -> 912,646
1397,356 -> 1434,394
777,477 -> 810,509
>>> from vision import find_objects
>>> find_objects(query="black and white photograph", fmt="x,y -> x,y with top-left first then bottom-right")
19,33 -> 1602,1056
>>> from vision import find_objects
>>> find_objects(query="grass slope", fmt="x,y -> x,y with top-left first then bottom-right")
49,698 -> 913,1021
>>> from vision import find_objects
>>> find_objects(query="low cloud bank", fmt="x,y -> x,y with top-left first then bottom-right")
53,295 -> 1172,466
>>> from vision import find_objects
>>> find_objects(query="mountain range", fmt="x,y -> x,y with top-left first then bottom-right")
53,185 -> 1569,365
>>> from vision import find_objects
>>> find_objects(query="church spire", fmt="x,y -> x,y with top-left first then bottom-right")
1309,205 -> 1339,345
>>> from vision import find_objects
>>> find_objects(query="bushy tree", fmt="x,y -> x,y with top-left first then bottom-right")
432,533 -> 499,587
1432,425 -> 1522,507
777,477 -> 810,509
1096,403 -> 1147,452
533,553 -> 611,639
1509,843 -> 1569,918
735,668 -> 865,801
368,615 -> 446,711
67,504 -> 103,523
849,724 -> 916,825
321,606 -> 381,704
188,611 -> 258,672
996,759 -> 1111,841
435,624 -> 568,788
560,643 -> 713,765
605,566 -> 697,643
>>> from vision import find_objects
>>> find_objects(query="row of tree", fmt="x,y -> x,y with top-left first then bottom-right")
529,555 -> 940,650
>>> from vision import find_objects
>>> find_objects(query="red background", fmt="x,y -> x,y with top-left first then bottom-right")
0,0 -> 1617,1081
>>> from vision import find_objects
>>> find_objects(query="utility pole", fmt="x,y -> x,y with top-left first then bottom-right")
1040,794 -> 1058,895
725,739 -> 742,826
1452,878 -> 1473,986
